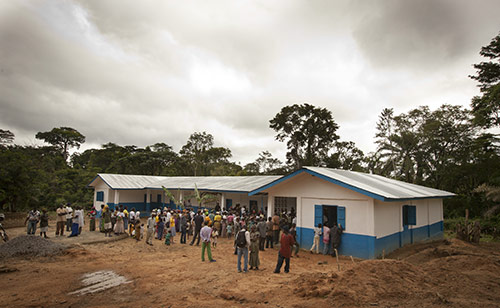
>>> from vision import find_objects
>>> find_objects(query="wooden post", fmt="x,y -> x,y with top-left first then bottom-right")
465,209 -> 470,242
382,249 -> 385,260
334,249 -> 340,271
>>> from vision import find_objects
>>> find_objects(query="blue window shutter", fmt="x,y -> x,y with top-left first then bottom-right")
409,206 -> 416,225
314,204 -> 323,227
157,194 -> 161,204
337,206 -> 346,230
144,194 -> 147,203
96,191 -> 104,202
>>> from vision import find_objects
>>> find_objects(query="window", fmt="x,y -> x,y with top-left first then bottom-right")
315,205 -> 346,230
274,197 -> 296,215
403,205 -> 416,226
96,191 -> 104,202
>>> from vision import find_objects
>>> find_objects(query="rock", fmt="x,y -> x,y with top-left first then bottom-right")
0,236 -> 67,259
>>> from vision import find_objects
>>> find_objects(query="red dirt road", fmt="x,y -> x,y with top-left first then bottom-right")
1,227 -> 500,308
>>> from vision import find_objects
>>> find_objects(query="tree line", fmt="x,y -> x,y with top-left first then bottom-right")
1,32 -> 499,229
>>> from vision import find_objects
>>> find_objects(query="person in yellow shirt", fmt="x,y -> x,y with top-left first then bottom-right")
204,215 -> 212,227
213,212 -> 222,234
123,207 -> 129,234
169,215 -> 176,243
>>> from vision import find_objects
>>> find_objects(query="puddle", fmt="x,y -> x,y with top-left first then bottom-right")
69,270 -> 131,295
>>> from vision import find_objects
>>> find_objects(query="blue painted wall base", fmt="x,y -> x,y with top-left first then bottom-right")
298,221 -> 443,259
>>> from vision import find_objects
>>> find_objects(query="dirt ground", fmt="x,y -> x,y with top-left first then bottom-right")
1,221 -> 500,308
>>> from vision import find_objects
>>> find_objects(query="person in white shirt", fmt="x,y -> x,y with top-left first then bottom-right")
77,207 -> 85,234
310,223 -> 323,254
65,204 -> 73,232
146,213 -> 156,245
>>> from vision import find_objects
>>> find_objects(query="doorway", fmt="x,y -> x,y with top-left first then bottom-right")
323,205 -> 338,227
249,200 -> 258,213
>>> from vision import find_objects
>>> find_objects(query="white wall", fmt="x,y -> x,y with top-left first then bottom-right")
266,172 -> 375,236
91,179 -> 268,212
373,198 -> 444,238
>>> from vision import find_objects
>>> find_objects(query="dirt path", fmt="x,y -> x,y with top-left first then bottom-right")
1,228 -> 500,308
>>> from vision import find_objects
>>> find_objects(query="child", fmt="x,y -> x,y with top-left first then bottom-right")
39,209 -> 49,238
310,223 -> 322,254
322,224 -> 330,255
212,228 -> 219,248
164,229 -> 171,246
226,222 -> 233,239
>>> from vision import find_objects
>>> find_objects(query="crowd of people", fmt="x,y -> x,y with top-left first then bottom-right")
22,203 -> 344,274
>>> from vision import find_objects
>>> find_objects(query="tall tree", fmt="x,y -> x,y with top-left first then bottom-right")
269,103 -> 340,169
0,129 -> 14,146
373,108 -> 397,176
470,32 -> 500,128
180,132 -> 214,176
36,127 -> 85,161
326,141 -> 365,171
179,132 -> 233,176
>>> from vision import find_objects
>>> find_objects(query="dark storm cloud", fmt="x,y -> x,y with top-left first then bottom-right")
1,0 -> 500,164
351,0 -> 500,70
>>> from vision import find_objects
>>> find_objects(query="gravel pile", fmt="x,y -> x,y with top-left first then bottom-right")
0,235 -> 68,259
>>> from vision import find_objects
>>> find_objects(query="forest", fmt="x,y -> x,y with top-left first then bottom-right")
1,33 -> 499,235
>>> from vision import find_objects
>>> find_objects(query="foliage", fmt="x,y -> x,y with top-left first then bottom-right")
270,103 -> 340,169
187,183 -> 218,209
470,32 -> 500,128
0,129 -> 14,146
244,151 -> 285,175
179,132 -> 233,176
325,141 -> 366,171
161,186 -> 182,209
36,127 -> 86,161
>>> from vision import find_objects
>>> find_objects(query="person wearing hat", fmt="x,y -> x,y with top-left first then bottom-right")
273,225 -> 294,274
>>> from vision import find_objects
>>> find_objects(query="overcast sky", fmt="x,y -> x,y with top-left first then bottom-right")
1,1 -> 499,165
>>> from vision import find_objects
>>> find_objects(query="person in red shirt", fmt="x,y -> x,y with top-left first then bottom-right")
273,225 -> 294,273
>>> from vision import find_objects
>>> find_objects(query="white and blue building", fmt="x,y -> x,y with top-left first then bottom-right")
88,166 -> 454,259
249,166 -> 454,259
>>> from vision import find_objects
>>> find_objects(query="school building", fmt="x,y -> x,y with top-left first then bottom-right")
88,166 -> 454,259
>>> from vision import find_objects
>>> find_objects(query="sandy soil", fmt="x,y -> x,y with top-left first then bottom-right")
1,223 -> 500,308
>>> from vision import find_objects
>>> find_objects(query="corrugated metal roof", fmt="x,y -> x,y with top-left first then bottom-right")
89,173 -> 282,193
249,166 -> 455,201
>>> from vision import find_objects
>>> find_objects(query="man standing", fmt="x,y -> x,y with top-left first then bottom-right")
274,226 -> 294,274
200,221 -> 216,262
272,211 -> 280,244
235,224 -> 250,273
65,203 -> 73,232
180,212 -> 187,244
24,209 -> 39,235
265,217 -> 274,249
257,217 -> 267,251
146,213 -> 156,246
330,223 -> 344,257
189,211 -> 204,246
55,204 -> 67,236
